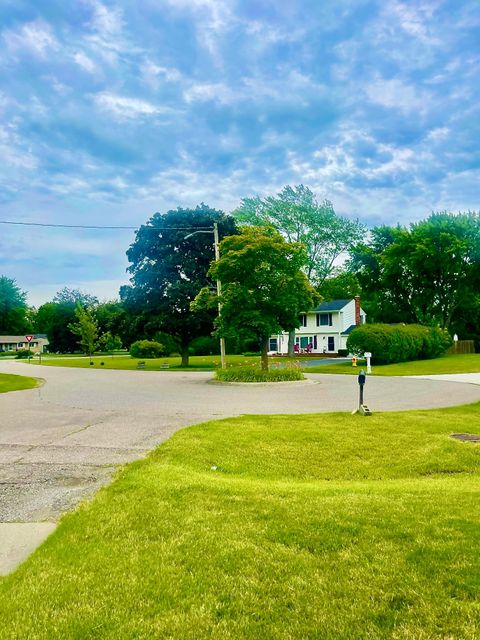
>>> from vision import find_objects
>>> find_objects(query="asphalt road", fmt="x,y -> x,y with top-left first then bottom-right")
1,360 -> 480,524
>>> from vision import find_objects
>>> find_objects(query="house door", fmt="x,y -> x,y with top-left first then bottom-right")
327,336 -> 335,352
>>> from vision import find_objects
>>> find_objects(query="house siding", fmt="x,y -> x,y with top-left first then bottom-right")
270,299 -> 366,355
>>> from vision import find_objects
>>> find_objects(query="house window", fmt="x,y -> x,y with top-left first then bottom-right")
269,338 -> 278,352
316,313 -> 332,326
299,314 -> 307,327
328,336 -> 335,351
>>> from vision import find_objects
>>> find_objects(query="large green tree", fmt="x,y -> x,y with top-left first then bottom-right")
234,185 -> 365,354
351,212 -> 480,330
0,276 -> 31,334
199,226 -> 317,370
122,205 -> 237,366
234,185 -> 365,285
35,289 -> 98,352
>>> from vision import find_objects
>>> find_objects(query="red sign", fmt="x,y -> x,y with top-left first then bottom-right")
25,335 -> 33,343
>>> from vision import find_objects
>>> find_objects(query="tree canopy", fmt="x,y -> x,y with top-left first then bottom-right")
203,226 -> 318,370
0,276 -> 31,334
350,212 -> 480,330
233,184 -> 365,286
121,204 -> 237,366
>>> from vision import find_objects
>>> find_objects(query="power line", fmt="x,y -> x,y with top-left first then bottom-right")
0,220 -> 214,231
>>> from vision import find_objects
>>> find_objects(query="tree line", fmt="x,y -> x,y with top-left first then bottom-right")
1,186 -> 479,363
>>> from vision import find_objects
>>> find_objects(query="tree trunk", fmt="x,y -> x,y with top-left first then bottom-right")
181,345 -> 189,367
261,337 -> 269,371
288,330 -> 295,357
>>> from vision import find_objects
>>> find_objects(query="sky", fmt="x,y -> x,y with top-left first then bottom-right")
0,0 -> 479,306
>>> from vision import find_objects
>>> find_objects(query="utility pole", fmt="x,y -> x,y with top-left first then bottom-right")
213,223 -> 226,370
184,224 -> 226,369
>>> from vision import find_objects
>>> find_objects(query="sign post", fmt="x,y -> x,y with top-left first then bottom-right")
364,351 -> 372,374
352,369 -> 372,416
25,335 -> 33,362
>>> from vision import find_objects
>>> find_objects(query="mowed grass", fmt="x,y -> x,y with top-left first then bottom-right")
27,352 -> 480,376
1,404 -> 480,638
27,354 -> 259,371
0,372 -> 39,393
307,353 -> 480,376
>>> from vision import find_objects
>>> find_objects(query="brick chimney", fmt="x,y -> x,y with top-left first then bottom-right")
354,295 -> 361,326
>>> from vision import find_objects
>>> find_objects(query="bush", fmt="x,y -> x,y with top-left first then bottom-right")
337,349 -> 349,357
0,350 -> 16,357
15,349 -> 33,359
129,340 -> 164,359
216,365 -> 304,383
347,324 -> 452,364
153,332 -> 179,357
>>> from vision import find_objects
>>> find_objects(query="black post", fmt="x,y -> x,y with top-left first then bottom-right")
358,369 -> 366,409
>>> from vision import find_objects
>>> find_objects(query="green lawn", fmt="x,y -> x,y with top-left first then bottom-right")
27,352 -> 480,376
306,353 -> 480,375
28,354 -> 259,370
0,372 -> 39,393
1,404 -> 480,638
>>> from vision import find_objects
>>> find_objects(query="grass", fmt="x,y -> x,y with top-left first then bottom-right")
0,372 -> 39,393
1,403 -> 480,638
306,352 -> 480,375
26,352 -> 480,376
215,364 -> 304,382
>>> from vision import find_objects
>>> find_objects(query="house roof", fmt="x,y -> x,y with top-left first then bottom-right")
314,299 -> 351,312
341,324 -> 358,335
0,335 -> 48,342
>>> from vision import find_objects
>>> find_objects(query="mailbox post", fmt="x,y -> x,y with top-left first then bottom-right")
364,351 -> 372,374
353,369 -> 372,416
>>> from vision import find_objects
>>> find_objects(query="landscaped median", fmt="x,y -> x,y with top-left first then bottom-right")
0,403 -> 479,638
0,373 -> 40,393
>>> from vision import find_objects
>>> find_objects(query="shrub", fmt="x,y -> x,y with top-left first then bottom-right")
129,340 -> 164,359
347,324 -> 452,364
15,349 -> 33,359
337,349 -> 349,357
0,350 -> 16,357
216,365 -> 304,383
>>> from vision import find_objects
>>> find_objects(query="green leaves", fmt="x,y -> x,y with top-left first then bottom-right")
205,226 -> 318,368
233,184 -> 365,284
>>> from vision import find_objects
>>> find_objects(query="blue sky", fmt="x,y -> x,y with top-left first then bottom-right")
0,0 -> 479,306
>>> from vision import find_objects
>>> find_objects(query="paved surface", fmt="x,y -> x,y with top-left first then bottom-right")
0,522 -> 56,576
1,360 -> 480,573
407,373 -> 480,385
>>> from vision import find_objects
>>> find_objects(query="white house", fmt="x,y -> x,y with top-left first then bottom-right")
270,297 -> 366,355
0,334 -> 49,353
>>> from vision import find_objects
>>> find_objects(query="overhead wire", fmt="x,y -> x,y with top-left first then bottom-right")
0,220 -> 214,231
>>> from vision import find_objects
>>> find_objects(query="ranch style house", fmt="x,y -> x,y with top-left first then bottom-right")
0,335 -> 49,354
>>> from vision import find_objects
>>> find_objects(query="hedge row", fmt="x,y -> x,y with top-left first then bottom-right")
346,324 -> 452,364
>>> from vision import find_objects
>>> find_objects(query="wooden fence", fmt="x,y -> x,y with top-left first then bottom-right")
447,340 -> 475,355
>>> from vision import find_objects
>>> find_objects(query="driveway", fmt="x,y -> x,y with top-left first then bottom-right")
1,360 -> 480,573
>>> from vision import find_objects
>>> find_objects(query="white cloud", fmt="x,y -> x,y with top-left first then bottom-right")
88,0 -> 124,35
93,92 -> 167,119
365,76 -> 428,114
141,60 -> 182,89
2,20 -> 59,58
183,82 -> 235,104
73,51 -> 97,74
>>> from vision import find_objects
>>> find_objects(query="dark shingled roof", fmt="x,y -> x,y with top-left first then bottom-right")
341,324 -> 357,335
313,299 -> 351,312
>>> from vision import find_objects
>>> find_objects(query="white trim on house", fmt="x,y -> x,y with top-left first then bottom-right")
0,335 -> 49,353
269,298 -> 366,355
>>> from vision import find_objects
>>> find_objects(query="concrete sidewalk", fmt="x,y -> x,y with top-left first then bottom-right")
407,373 -> 480,385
